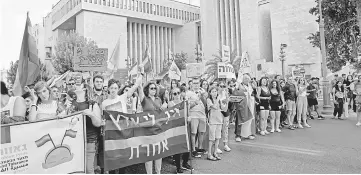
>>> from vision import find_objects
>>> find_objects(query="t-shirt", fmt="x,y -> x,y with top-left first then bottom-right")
283,83 -> 297,101
207,98 -> 223,125
307,84 -> 317,99
102,94 -> 128,113
186,90 -> 206,119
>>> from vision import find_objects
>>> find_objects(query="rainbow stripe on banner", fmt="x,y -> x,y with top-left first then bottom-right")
100,101 -> 190,171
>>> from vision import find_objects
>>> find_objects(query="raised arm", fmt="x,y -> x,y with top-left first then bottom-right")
127,75 -> 144,98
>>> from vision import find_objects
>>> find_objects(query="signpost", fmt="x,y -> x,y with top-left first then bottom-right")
222,45 -> 230,63
73,47 -> 108,72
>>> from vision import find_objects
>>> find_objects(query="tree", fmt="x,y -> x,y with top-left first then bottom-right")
204,50 -> 240,80
7,60 -> 49,85
52,30 -> 98,74
308,0 -> 359,72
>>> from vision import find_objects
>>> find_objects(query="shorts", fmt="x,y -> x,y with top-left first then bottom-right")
209,124 -> 222,141
190,118 -> 206,134
286,100 -> 296,112
259,100 -> 270,110
307,98 -> 318,107
270,101 -> 282,111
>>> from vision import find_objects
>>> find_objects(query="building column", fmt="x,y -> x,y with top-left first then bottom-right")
172,28 -> 175,54
258,0 -> 273,62
224,0 -> 231,47
152,25 -> 156,74
165,27 -> 168,63
134,23 -> 138,63
129,22 -> 133,62
139,23 -> 143,63
219,0 -> 225,46
143,23 -> 147,57
156,26 -> 160,74
160,26 -> 164,71
235,0 -> 241,56
229,0 -> 236,55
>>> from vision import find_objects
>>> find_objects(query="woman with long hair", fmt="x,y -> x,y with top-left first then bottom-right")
296,78 -> 311,128
169,87 -> 193,173
206,86 -> 226,161
1,81 -> 26,124
102,76 -> 143,174
333,81 -> 345,120
139,81 -> 167,174
257,77 -> 271,135
28,81 -> 67,121
269,80 -> 285,133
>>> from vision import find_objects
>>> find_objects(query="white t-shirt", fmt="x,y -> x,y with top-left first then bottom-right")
102,94 -> 128,113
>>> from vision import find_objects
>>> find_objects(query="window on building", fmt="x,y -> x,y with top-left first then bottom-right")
143,2 -> 145,13
157,5 -> 159,15
150,4 -> 152,14
139,1 -> 142,12
170,8 -> 172,18
147,3 -> 149,13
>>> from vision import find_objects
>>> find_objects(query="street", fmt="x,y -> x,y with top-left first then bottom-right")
189,113 -> 361,174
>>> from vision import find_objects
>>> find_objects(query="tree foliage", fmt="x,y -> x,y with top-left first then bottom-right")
308,0 -> 360,72
52,31 -> 98,74
162,52 -> 188,71
204,50 -> 240,80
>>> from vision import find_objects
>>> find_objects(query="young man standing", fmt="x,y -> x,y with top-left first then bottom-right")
283,77 -> 298,130
307,77 -> 325,120
186,78 -> 207,158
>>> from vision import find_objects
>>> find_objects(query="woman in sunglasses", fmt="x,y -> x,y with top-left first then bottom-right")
169,87 -> 193,173
138,81 -> 167,174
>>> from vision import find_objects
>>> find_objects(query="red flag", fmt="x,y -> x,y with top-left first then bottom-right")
13,12 -> 40,96
142,45 -> 152,73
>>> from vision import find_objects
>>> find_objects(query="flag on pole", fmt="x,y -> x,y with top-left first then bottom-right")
108,35 -> 122,71
13,12 -> 40,96
142,45 -> 152,73
129,62 -> 138,77
49,71 -> 70,88
168,60 -> 181,80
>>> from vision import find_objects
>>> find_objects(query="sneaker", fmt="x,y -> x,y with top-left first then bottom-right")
275,129 -> 282,133
356,122 -> 361,126
235,137 -> 242,142
216,148 -> 223,154
197,149 -> 206,154
192,151 -> 201,158
224,145 -> 231,152
270,129 -> 275,133
177,168 -> 184,174
264,130 -> 270,135
248,135 -> 256,140
182,163 -> 194,171
318,116 -> 325,120
310,115 -> 315,120
303,123 -> 311,128
288,126 -> 295,130
298,124 -> 304,129
260,131 -> 266,136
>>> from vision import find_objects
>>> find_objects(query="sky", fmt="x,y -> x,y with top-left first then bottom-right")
0,0 -> 200,70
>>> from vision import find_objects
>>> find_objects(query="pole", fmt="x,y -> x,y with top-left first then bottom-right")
319,0 -> 332,110
281,60 -> 285,78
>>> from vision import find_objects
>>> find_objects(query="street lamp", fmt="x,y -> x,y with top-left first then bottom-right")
319,0 -> 332,109
279,43 -> 287,78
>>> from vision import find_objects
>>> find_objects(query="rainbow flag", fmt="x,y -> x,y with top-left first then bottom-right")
100,102 -> 189,171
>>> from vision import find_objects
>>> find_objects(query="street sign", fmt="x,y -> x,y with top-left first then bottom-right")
222,45 -> 230,62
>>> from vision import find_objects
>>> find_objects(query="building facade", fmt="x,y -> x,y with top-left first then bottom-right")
46,0 -> 200,77
201,0 -> 322,79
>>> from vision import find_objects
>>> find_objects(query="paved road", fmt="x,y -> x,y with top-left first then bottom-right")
188,113 -> 361,174
117,112 -> 360,174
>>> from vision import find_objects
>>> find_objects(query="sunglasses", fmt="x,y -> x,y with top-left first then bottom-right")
229,85 -> 235,88
220,85 -> 226,88
67,83 -> 75,85
173,92 -> 180,96
150,87 -> 157,91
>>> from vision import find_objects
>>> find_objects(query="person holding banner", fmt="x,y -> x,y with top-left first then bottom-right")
139,81 -> 167,174
169,87 -> 193,173
1,81 -> 27,124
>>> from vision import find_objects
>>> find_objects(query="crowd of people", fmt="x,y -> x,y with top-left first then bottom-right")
1,68 -> 361,174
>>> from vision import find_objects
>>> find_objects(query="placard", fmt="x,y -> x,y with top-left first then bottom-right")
218,62 -> 236,79
222,45 -> 230,62
73,47 -> 108,71
186,63 -> 203,78
101,102 -> 189,171
1,113 -> 85,174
